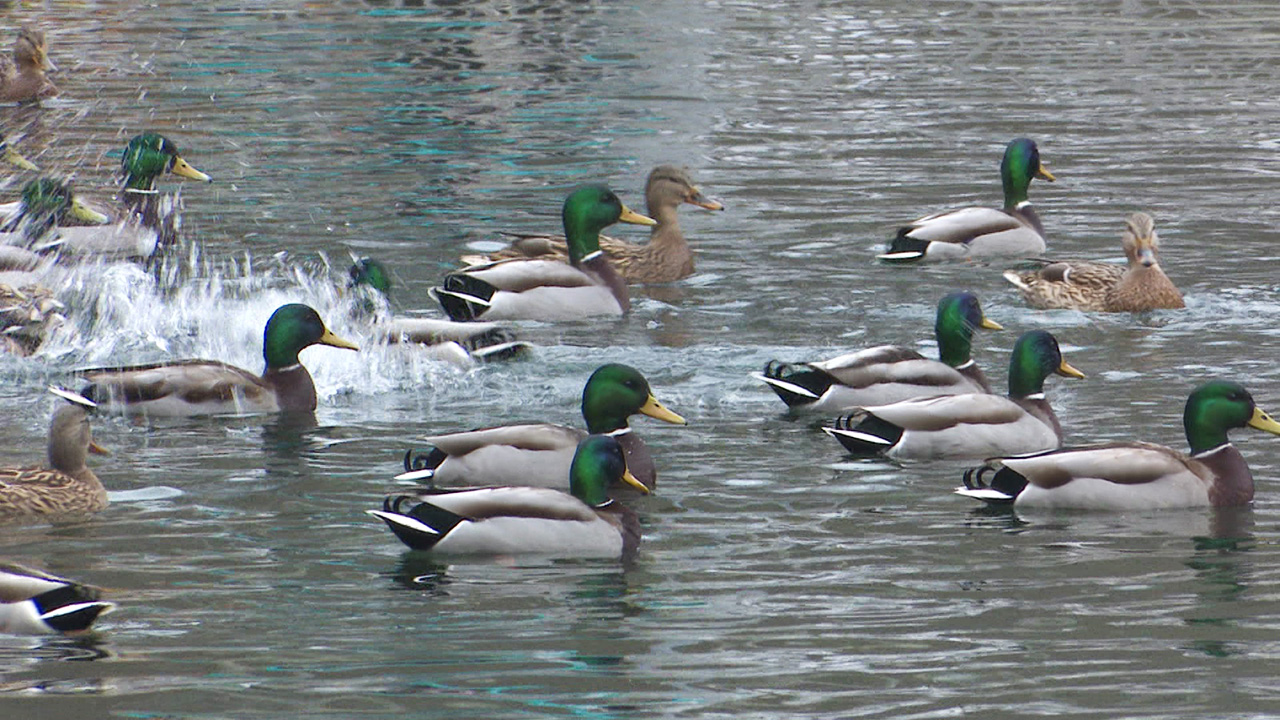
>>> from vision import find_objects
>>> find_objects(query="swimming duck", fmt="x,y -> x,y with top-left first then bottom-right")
0,177 -> 111,253
433,184 -> 656,321
0,561 -> 116,635
399,363 -> 686,492
349,257 -> 531,363
0,282 -> 65,356
462,166 -> 724,283
77,303 -> 358,416
878,138 -> 1056,263
0,389 -> 109,521
755,292 -> 1002,413
370,434 -> 648,558
824,330 -> 1084,460
0,28 -> 57,103
46,133 -> 211,261
1003,212 -> 1185,312
0,132 -> 37,171
957,380 -> 1280,509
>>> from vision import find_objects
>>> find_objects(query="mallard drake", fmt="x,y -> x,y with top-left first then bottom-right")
0,28 -> 57,103
399,363 -> 685,492
878,138 -> 1056,263
349,258 -> 531,363
754,291 -> 1002,413
462,165 -> 724,283
46,133 -> 211,260
824,330 -> 1084,460
0,282 -> 65,356
0,561 -> 115,635
77,303 -> 358,416
370,434 -> 648,558
0,389 -> 109,520
1003,212 -> 1185,312
433,184 -> 656,321
958,380 -> 1280,509
0,178 -> 111,253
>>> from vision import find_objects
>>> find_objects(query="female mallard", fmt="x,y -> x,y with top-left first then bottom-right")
433,184 -> 655,321
878,138 -> 1056,263
369,434 -> 648,558
77,303 -> 358,416
958,380 -> 1280,509
755,291 -> 1002,413
0,28 -> 57,103
49,133 -> 211,260
348,257 -> 531,363
0,562 -> 115,635
0,282 -> 65,356
463,165 -> 724,283
0,389 -> 109,520
1003,212 -> 1184,312
399,363 -> 686,492
824,330 -> 1084,460
0,177 -> 110,253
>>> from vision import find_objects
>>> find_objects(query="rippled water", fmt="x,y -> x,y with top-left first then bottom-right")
4,1 -> 1280,717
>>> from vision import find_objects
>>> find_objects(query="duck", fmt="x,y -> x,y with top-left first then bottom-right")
0,561 -> 116,635
461,165 -> 724,283
957,380 -> 1280,509
823,330 -> 1084,460
0,282 -> 66,356
432,184 -> 656,321
398,363 -> 686,492
43,133 -> 211,261
1003,211 -> 1185,312
0,177 -> 111,254
0,388 -> 109,521
369,434 -> 648,558
754,291 -> 1002,413
348,257 -> 531,363
0,132 -> 38,172
878,138 -> 1056,263
76,303 -> 359,416
0,28 -> 57,103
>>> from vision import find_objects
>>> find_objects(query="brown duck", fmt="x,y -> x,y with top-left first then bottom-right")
463,165 -> 724,283
0,28 -> 57,103
1003,212 -> 1184,312
0,391 -> 109,521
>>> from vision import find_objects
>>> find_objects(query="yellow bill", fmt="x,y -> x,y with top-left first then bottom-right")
618,204 -> 656,226
640,395 -> 686,425
1248,407 -> 1280,435
1055,360 -> 1085,379
171,156 -> 212,182
319,329 -> 360,352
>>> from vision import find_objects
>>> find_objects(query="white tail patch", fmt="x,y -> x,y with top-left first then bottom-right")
367,509 -> 441,535
393,468 -> 436,482
876,251 -> 925,262
751,373 -> 820,399
821,426 -> 892,445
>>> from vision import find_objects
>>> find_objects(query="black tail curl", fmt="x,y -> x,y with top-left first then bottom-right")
961,461 -> 1027,503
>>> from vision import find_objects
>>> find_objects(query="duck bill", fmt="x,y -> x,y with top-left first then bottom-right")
980,317 -> 1003,330
3,147 -> 37,171
70,198 -> 110,225
620,467 -> 650,495
319,329 -> 360,352
171,156 -> 212,182
1248,407 -> 1280,435
89,440 -> 110,456
1037,165 -> 1056,182
640,395 -> 686,425
1137,247 -> 1157,267
1055,360 -> 1086,379
618,204 -> 657,226
687,189 -> 725,212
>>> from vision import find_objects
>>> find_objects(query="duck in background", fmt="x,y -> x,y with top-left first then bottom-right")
0,561 -> 116,635
0,28 -> 57,103
824,330 -> 1084,460
433,184 -> 655,321
462,165 -> 724,283
76,303 -> 358,416
0,388 -> 109,521
348,257 -> 531,364
1003,212 -> 1184,312
370,434 -> 648,559
755,292 -> 1001,413
878,138 -> 1055,263
958,381 -> 1280,509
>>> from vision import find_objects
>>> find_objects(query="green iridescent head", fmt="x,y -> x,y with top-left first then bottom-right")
560,184 -> 655,264
121,133 -> 212,191
1000,138 -> 1055,209
580,363 -> 686,434
1006,330 -> 1084,398
568,435 -> 648,507
262,303 -> 359,370
349,258 -> 392,296
1183,380 -> 1280,454
3,178 -> 109,239
934,292 -> 1001,368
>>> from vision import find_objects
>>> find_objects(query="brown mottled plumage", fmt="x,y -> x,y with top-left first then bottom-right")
1003,212 -> 1184,312
0,403 -> 108,520
464,166 -> 724,283
0,283 -> 65,356
0,28 -> 57,103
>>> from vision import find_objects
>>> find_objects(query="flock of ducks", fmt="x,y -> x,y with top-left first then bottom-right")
0,26 -> 1263,635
